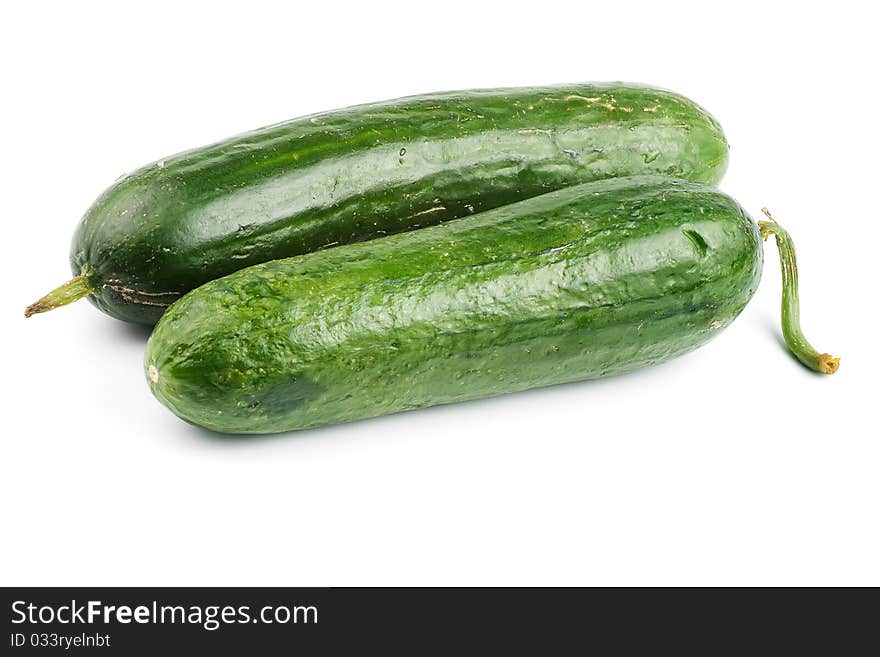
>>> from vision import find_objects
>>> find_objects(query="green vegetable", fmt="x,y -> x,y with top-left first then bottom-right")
146,175 -> 830,435
27,83 -> 728,325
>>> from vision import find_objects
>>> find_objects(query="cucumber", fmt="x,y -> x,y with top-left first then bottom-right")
27,83 -> 728,325
145,176 -> 771,434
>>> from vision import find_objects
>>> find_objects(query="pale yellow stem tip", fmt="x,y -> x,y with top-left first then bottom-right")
819,354 -> 840,375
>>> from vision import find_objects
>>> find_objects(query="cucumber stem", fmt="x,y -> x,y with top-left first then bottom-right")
759,208 -> 839,374
25,270 -> 94,318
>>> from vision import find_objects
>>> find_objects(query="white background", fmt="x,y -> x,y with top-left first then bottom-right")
2,1 -> 876,586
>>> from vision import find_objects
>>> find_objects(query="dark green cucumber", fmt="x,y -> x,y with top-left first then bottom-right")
28,83 -> 728,325
145,176 -> 764,434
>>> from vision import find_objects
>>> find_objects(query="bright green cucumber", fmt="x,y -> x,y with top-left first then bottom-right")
146,176 -> 772,434
28,83 -> 728,325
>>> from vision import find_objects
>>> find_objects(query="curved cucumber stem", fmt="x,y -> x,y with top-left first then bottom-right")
25,270 -> 94,318
759,209 -> 839,374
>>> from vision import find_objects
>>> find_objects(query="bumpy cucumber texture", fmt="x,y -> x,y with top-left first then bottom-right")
146,176 -> 765,434
28,83 -> 728,324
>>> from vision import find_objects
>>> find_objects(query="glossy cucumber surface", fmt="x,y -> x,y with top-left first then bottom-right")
67,83 -> 727,324
145,176 -> 761,434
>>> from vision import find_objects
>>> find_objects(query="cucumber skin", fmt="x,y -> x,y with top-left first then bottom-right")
72,83 -> 728,324
145,176 -> 762,434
